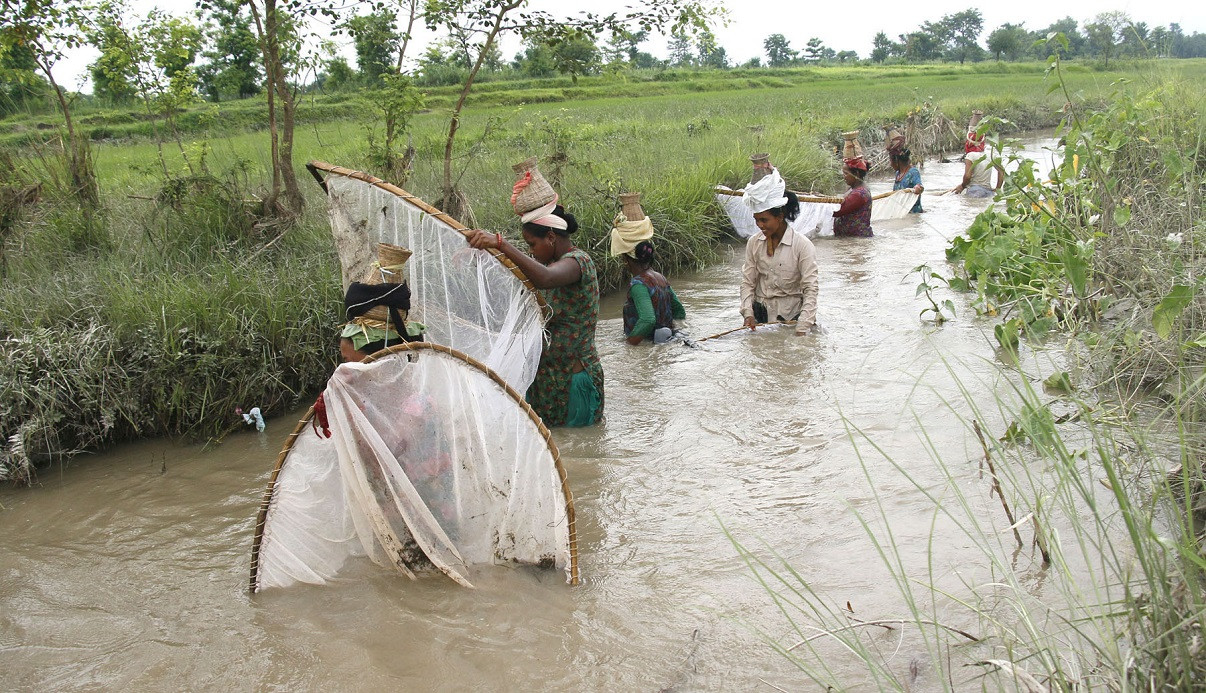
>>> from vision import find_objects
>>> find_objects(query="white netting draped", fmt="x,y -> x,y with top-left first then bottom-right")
716,188 -> 920,238
323,173 -> 545,394
871,191 -> 920,221
252,345 -> 576,592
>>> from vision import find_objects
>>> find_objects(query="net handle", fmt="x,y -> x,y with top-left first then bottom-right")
307,160 -> 548,311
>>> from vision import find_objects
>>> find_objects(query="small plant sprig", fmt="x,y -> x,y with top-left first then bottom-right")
911,264 -> 956,324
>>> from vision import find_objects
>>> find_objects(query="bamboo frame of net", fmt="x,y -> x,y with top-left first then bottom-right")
306,160 -> 548,311
249,341 -> 580,592
714,187 -> 896,204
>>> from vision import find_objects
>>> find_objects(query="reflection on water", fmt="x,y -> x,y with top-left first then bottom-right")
2,136 -> 1074,690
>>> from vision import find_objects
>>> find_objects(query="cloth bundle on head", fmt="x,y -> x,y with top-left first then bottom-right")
742,167 -> 789,214
610,214 -> 654,257
844,157 -> 868,172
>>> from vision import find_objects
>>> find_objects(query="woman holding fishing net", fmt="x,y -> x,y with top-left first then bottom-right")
466,159 -> 604,427
739,161 -> 819,335
610,193 -> 686,345
954,110 -> 1003,198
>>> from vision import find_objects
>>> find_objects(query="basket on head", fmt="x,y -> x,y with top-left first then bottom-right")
362,242 -> 411,323
883,125 -> 905,154
619,192 -> 645,221
749,153 -> 772,184
841,131 -> 863,159
511,157 -> 557,215
968,110 -> 984,132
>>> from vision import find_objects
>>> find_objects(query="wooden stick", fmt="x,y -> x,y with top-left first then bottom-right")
715,187 -> 897,203
694,320 -> 796,343
973,419 -> 1023,548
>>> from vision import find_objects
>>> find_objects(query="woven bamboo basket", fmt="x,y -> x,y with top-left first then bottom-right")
619,192 -> 645,221
361,242 -> 411,324
968,110 -> 984,131
749,153 -> 772,183
883,125 -> 905,153
841,131 -> 863,159
511,157 -> 556,214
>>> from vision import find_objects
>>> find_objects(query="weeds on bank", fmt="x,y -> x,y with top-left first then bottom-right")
733,355 -> 1206,690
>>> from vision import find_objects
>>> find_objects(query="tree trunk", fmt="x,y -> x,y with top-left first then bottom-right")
248,0 -> 302,215
441,1 -> 520,206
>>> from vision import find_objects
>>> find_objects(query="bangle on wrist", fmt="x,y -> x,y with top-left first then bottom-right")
495,232 -> 502,248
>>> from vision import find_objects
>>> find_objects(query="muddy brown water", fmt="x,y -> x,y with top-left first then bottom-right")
3,137 -> 1077,690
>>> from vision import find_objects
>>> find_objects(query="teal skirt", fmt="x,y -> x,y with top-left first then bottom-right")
564,371 -> 602,427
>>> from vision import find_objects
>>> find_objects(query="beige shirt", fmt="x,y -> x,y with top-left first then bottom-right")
967,151 -> 994,188
740,226 -> 819,333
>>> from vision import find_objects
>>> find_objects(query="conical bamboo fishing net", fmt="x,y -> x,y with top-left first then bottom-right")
307,161 -> 547,394
250,342 -> 579,593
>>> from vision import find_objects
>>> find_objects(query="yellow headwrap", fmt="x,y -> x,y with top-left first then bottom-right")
609,213 -> 655,257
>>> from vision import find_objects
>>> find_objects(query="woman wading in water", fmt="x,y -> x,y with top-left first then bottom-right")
467,160 -> 603,427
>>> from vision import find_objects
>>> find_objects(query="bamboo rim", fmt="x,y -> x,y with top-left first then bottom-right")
306,160 -> 548,311
248,341 -> 580,592
696,320 -> 796,342
714,187 -> 897,204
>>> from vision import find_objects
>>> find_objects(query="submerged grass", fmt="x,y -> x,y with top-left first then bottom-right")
731,355 -> 1206,689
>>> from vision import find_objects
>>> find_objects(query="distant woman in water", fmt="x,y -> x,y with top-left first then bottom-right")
891,148 -> 924,213
832,157 -> 873,237
619,241 -> 685,344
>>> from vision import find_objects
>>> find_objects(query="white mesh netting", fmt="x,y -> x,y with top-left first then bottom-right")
252,345 -> 576,592
324,173 -> 546,394
716,187 -> 920,239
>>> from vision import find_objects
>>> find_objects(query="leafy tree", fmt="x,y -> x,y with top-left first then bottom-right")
986,23 -> 1027,61
900,31 -> 943,61
1033,17 -> 1084,58
1086,12 -> 1129,67
344,10 -> 400,85
696,29 -> 727,68
87,4 -> 139,105
1,0 -> 97,204
763,33 -> 794,67
803,37 -> 825,62
549,33 -> 599,82
0,35 -> 46,115
1120,21 -> 1148,57
870,32 -> 894,62
835,50 -> 857,63
1149,25 -> 1170,57
514,40 -> 555,77
667,34 -> 694,66
320,54 -> 354,91
196,0 -> 260,101
942,9 -> 983,64
604,28 -> 647,66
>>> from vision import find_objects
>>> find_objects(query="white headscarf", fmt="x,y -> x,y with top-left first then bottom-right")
742,167 -> 789,214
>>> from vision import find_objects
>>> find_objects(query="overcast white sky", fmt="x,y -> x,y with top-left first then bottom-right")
53,0 -> 1205,92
